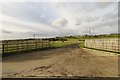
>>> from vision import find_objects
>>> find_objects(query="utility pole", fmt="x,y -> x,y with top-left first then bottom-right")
33,34 -> 35,39
89,30 -> 91,36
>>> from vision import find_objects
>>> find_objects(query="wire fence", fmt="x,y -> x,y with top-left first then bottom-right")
85,38 -> 120,53
0,39 -> 51,54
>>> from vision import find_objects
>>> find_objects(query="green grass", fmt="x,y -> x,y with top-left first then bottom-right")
84,47 -> 120,54
79,41 -> 85,48
50,41 -> 83,48
65,34 -> 120,41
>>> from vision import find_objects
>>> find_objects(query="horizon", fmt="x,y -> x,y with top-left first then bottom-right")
1,33 -> 119,41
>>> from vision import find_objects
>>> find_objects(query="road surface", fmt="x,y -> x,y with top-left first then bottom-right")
2,44 -> 119,78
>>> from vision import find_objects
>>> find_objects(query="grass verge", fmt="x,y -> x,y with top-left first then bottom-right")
84,47 -> 120,54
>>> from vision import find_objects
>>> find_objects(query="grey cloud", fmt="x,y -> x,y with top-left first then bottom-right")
2,29 -> 12,34
26,30 -> 59,38
86,18 -> 118,35
96,2 -> 114,8
2,20 -> 35,31
52,18 -> 68,27
96,18 -> 117,28
84,17 -> 99,22
103,12 -> 118,20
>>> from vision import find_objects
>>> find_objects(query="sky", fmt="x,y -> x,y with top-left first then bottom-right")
0,0 -> 119,40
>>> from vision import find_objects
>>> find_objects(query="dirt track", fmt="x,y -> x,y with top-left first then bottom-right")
2,44 -> 119,78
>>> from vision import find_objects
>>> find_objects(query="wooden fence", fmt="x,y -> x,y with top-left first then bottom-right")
1,39 -> 51,54
85,38 -> 120,53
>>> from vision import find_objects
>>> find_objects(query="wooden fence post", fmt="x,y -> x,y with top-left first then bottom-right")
7,41 -> 8,53
49,41 -> 51,48
42,41 -> 43,48
47,41 -> 48,48
46,41 -> 47,48
17,41 -> 19,52
17,43 -> 19,52
22,41 -> 24,50
2,44 -> 4,54
27,40 -> 29,50
35,41 -> 37,49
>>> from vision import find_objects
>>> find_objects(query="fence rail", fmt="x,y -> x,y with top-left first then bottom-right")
85,38 -> 120,53
0,39 -> 51,54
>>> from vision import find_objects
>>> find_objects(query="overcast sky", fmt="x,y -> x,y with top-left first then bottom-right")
0,1 -> 119,40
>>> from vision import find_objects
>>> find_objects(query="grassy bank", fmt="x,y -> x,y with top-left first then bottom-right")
50,40 -> 84,48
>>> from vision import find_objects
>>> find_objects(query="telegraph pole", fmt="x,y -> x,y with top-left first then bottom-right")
33,34 -> 35,39
89,30 -> 91,36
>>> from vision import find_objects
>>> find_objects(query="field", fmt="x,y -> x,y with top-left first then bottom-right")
51,41 -> 83,48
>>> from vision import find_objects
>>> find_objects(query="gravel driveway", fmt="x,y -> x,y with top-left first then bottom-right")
2,44 -> 119,78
